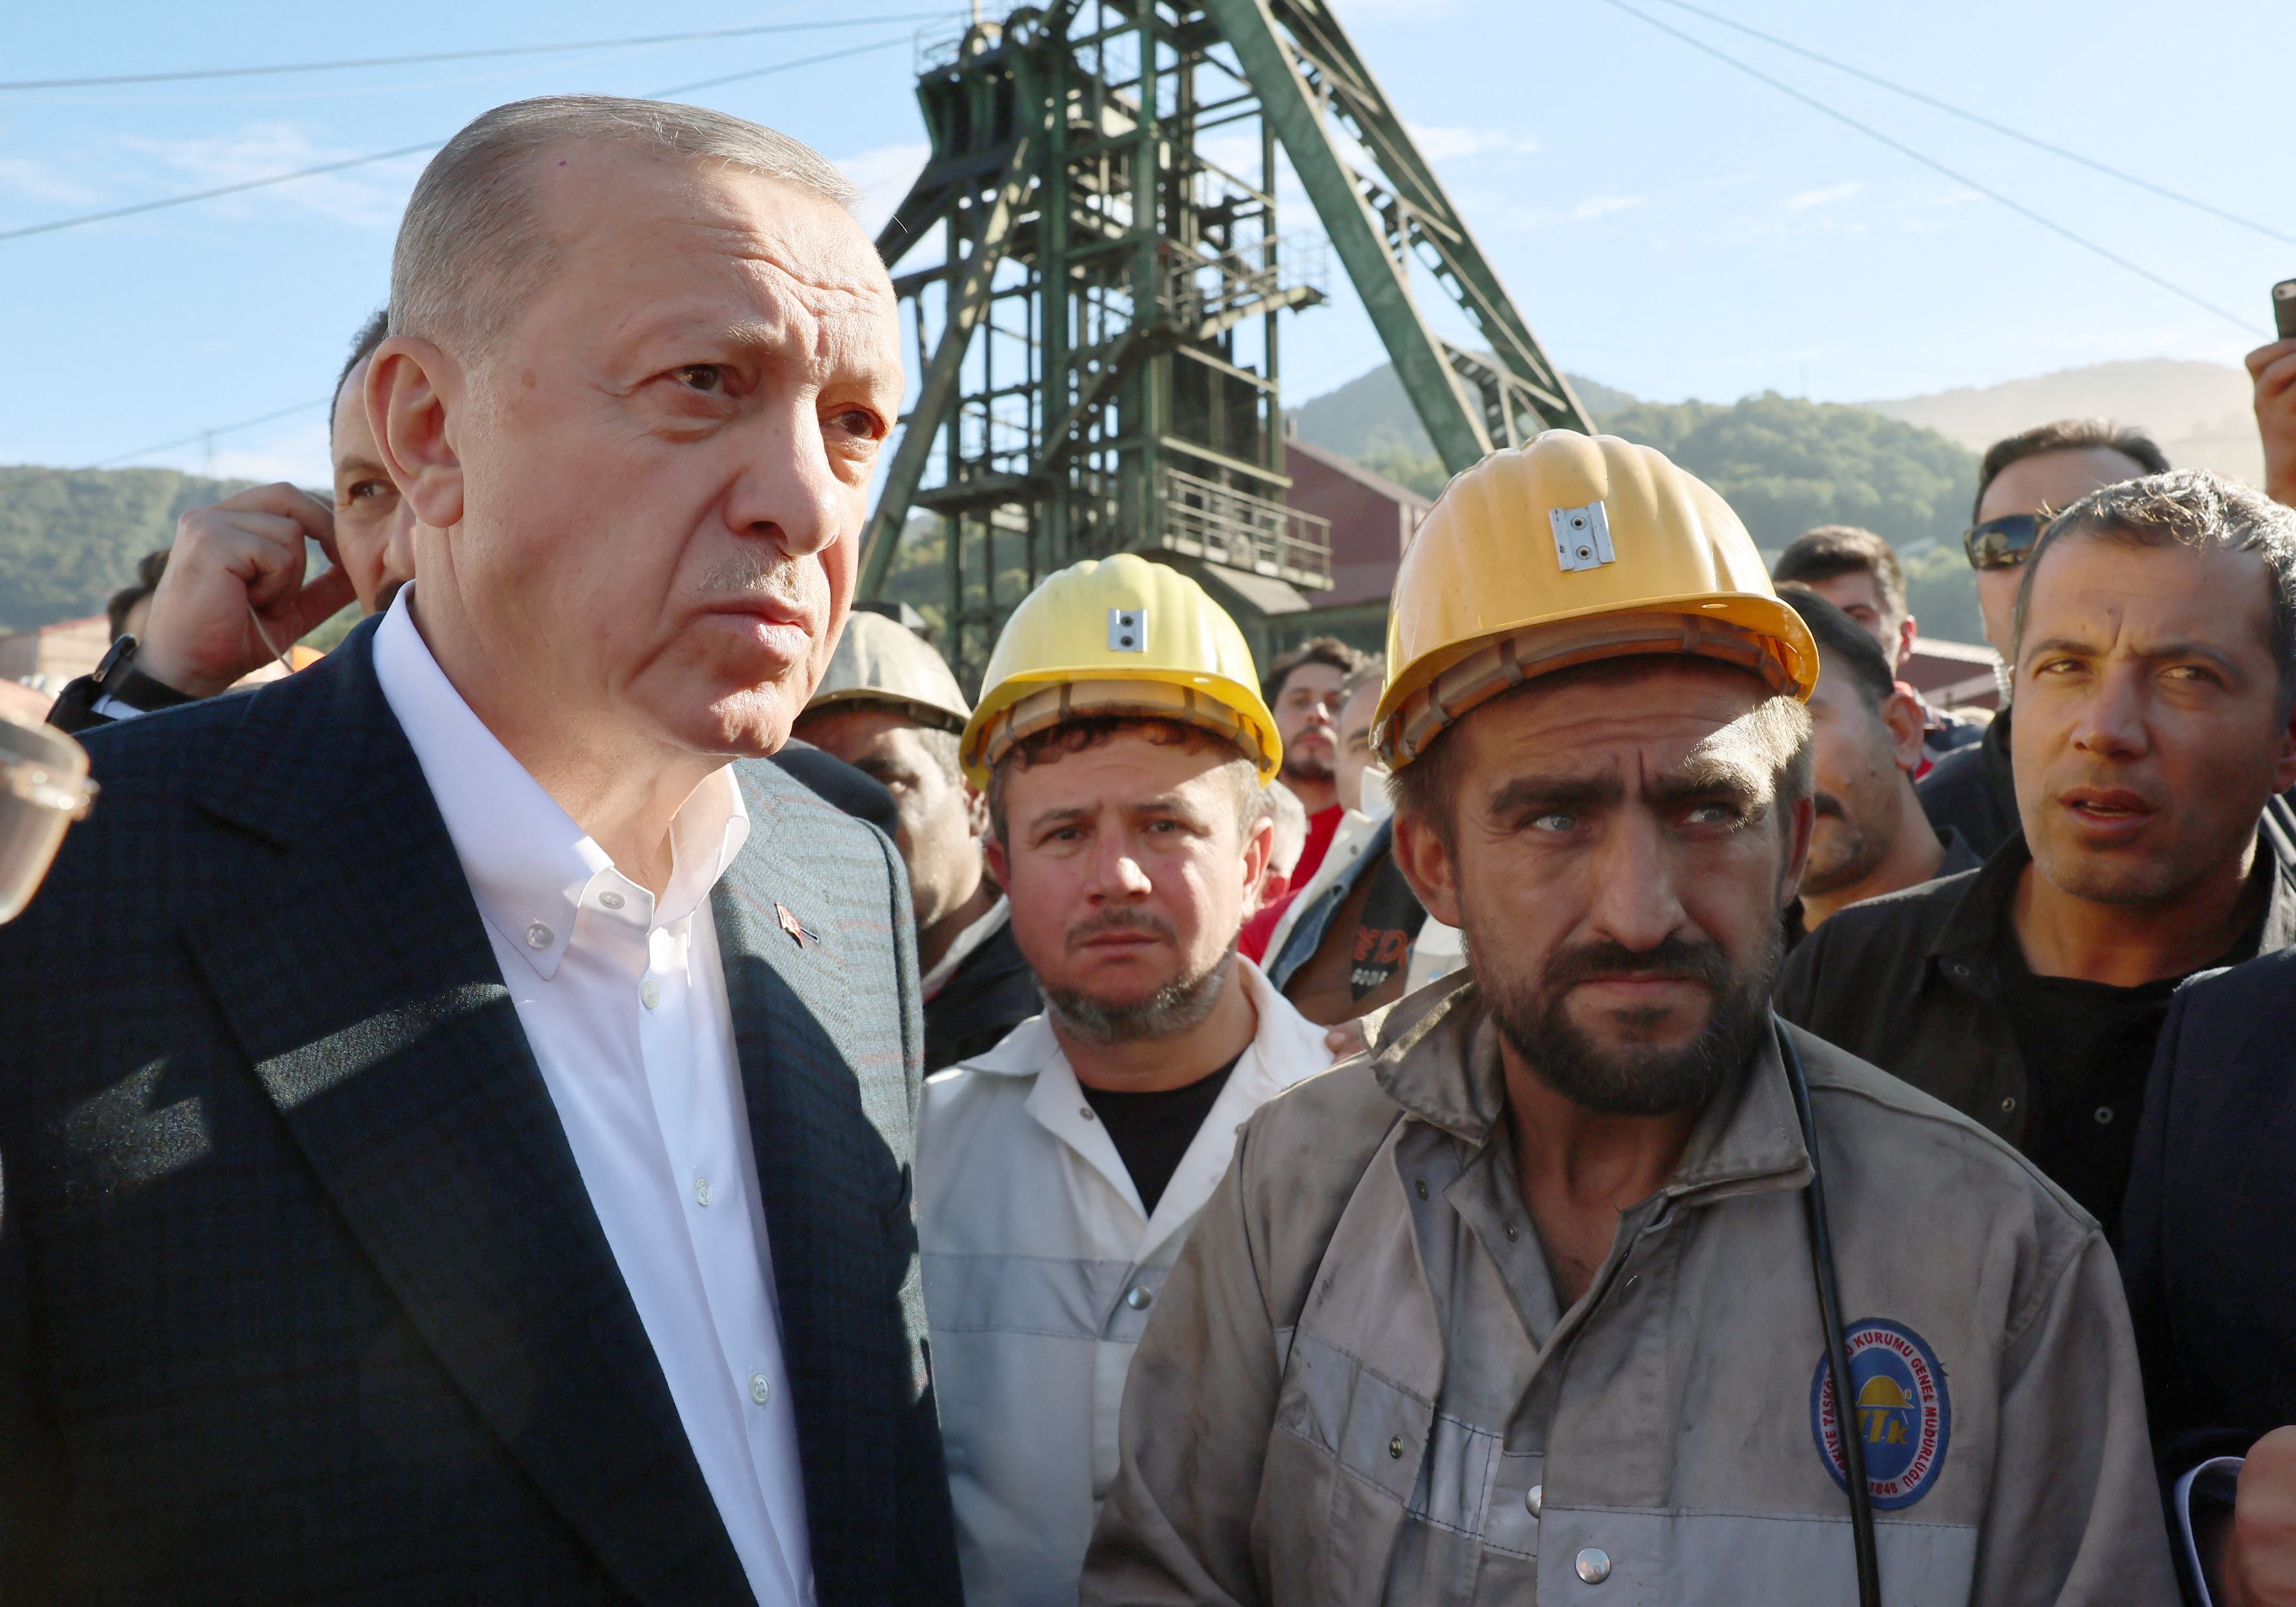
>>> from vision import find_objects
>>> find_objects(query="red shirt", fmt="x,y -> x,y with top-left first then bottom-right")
1294,804 -> 1343,887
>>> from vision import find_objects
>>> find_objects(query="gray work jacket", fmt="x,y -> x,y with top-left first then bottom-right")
1082,976 -> 2176,1606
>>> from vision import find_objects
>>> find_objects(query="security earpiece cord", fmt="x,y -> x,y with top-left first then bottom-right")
247,600 -> 296,678
1776,1015 -> 1884,1607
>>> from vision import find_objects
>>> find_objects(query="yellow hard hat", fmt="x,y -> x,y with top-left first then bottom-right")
808,609 -> 971,733
961,553 -> 1281,789
1376,431 -> 1818,770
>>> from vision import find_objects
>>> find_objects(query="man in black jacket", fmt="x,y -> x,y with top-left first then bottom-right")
1918,419 -> 2170,859
1779,470 -> 2296,1236
0,94 -> 959,1602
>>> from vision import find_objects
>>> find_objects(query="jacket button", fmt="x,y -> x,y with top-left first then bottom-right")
1576,1547 -> 1611,1584
1525,1483 -> 1543,1517
1388,1436 -> 1404,1459
2094,1106 -> 2115,1125
1414,1179 -> 1428,1200
2000,1096 -> 2016,1114
1124,1285 -> 1153,1311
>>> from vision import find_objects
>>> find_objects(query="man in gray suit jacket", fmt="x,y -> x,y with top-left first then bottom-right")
0,95 -> 959,1603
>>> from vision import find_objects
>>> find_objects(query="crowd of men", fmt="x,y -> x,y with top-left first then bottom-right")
4,89 -> 2296,1607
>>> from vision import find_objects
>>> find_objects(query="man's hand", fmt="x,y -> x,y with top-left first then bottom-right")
2224,1426 -> 2296,1605
2247,339 -> 2296,508
135,484 -> 355,700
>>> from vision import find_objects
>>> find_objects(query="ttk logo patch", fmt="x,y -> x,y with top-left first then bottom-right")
1810,1319 -> 1952,1509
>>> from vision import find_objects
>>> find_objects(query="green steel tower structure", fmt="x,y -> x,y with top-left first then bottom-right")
862,0 -> 1589,683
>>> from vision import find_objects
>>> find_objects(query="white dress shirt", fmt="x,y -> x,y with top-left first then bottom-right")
373,590 -> 812,1606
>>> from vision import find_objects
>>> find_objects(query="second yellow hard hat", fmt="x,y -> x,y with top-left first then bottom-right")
1376,431 -> 1818,770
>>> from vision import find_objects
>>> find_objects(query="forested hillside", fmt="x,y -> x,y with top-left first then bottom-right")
0,465 -> 254,631
1291,366 -> 1988,644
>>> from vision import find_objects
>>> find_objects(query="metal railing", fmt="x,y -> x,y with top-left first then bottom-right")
1155,463 -> 1332,590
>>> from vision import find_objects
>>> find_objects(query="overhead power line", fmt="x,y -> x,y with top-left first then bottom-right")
0,14 -> 943,92
1594,0 -> 2254,333
94,396 -> 332,469
1645,0 -> 2296,249
0,35 -> 912,246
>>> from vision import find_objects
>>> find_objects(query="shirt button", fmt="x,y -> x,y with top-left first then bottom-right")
1576,1547 -> 1611,1584
748,1373 -> 771,1405
525,922 -> 553,949
1125,1285 -> 1153,1310
1503,1221 -> 1519,1241
693,1175 -> 712,1207
2094,1106 -> 2115,1125
1414,1179 -> 1428,1200
641,979 -> 661,1010
1080,1106 -> 1097,1122
1526,1483 -> 1543,1517
599,890 -> 625,911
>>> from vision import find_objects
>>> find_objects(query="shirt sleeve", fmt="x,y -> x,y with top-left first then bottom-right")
1969,1226 -> 2182,1606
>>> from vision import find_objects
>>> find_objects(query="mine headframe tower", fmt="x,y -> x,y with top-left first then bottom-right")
862,0 -> 1591,684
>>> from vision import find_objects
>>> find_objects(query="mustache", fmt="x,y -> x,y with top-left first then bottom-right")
1542,934 -> 1735,995
1065,909 -> 1178,953
694,548 -> 817,605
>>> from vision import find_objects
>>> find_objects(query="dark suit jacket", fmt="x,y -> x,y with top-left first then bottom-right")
0,620 -> 961,1603
2121,949 -> 2296,1471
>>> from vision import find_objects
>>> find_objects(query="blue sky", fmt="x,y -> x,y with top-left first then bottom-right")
3,0 -> 2288,482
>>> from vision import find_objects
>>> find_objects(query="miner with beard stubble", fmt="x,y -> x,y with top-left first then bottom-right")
1080,433 -> 2174,1606
913,556 -> 1336,1607
1260,636 -> 1361,884
1777,585 -> 1978,939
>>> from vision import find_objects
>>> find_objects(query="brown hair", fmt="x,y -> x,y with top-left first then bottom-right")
986,715 -> 1261,842
1262,635 -> 1364,707
1771,525 -> 1906,630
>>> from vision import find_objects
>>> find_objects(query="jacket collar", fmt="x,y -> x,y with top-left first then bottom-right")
1930,814 -> 2296,996
1372,975 -> 1811,1205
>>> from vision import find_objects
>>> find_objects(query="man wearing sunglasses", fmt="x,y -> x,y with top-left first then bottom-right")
1919,419 -> 2171,859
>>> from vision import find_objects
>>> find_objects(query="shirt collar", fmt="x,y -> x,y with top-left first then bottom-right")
1371,974 -> 1809,1203
371,586 -> 750,980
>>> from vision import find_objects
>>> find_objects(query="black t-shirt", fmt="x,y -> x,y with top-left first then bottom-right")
1993,951 -> 2179,1235
1995,878 -> 2267,1234
1080,1051 -> 1244,1218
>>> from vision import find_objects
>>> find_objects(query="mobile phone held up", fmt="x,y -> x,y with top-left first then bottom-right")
2276,279 -> 2296,341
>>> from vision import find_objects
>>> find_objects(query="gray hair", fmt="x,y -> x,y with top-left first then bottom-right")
2014,469 -> 2296,707
390,94 -> 861,355
1260,780 -> 1309,878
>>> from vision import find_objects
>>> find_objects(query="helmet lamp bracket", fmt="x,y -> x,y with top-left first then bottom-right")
1550,501 -> 1616,572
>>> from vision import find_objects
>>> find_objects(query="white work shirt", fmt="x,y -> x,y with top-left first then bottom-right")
916,959 -> 1335,1607
373,590 -> 812,1606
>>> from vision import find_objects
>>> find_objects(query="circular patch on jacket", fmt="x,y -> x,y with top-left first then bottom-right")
1809,1319 -> 1950,1509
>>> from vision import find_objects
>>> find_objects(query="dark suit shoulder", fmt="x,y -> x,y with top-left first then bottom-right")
1783,865 -> 1974,977
2160,947 -> 2296,1058
1775,866 -> 1977,1046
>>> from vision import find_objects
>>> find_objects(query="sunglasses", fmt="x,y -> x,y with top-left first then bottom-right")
1962,512 -> 2050,571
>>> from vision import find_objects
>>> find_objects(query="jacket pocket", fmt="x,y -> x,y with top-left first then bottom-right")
1266,1328 -> 1431,1603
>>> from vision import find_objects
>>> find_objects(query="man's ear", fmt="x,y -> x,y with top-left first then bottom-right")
1881,686 -> 1928,774
983,829 -> 1009,892
2274,691 -> 2296,795
1390,807 -> 1462,929
1778,793 -> 1816,911
367,335 -> 467,531
1895,615 -> 1919,674
1239,810 -> 1275,907
964,783 -> 991,842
